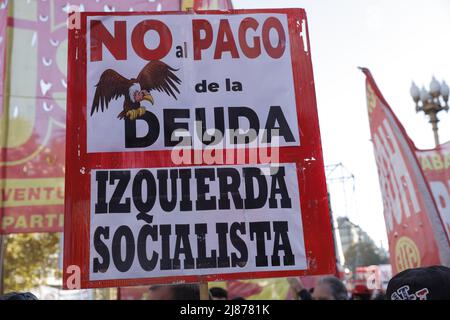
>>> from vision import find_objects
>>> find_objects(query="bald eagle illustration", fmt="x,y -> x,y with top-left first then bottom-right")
90,60 -> 181,120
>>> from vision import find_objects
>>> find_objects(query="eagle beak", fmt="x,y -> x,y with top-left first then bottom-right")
143,94 -> 154,105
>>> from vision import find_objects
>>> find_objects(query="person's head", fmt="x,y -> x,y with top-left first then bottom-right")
0,292 -> 38,300
312,276 -> 348,300
387,265 -> 450,300
209,287 -> 228,300
148,284 -> 200,300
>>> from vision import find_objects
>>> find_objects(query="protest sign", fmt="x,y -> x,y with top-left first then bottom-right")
64,9 -> 334,288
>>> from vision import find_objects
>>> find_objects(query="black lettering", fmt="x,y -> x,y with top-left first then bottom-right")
272,221 -> 295,266
195,168 -> 217,210
243,167 -> 267,209
232,81 -> 242,91
173,224 -> 195,269
226,78 -> 231,91
228,107 -> 260,144
93,226 -> 110,273
269,166 -> 292,208
264,106 -> 295,143
195,79 -> 207,93
250,222 -> 271,267
132,169 -> 157,213
179,169 -> 193,211
164,109 -> 190,147
137,224 -> 158,271
195,107 -> 225,145
216,223 -> 231,268
109,171 -> 131,213
160,224 -> 173,270
217,168 -> 243,209
95,171 -> 108,214
175,45 -> 183,58
209,82 -> 219,92
125,112 -> 160,148
112,226 -> 135,272
230,222 -> 248,267
157,169 -> 178,212
195,224 -> 217,268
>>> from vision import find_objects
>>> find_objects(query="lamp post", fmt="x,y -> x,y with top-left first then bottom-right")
410,77 -> 449,147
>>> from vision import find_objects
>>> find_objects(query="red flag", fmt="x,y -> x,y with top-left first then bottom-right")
416,142 -> 450,241
361,68 -> 450,274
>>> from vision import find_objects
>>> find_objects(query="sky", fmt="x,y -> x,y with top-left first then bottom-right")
233,0 -> 450,250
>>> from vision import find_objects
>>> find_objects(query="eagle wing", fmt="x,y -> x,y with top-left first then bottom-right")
91,69 -> 132,115
136,61 -> 181,100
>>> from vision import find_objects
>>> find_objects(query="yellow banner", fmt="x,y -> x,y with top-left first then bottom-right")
2,212 -> 64,232
0,178 -> 64,208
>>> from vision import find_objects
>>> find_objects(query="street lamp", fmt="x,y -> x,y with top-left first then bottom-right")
410,77 -> 449,147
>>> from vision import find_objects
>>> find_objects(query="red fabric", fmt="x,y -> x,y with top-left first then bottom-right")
362,68 -> 450,274
415,142 -> 450,241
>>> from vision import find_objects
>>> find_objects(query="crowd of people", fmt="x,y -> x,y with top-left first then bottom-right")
142,265 -> 450,300
1,265 -> 449,300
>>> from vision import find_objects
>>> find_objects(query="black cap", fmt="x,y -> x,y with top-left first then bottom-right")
387,265 -> 450,300
0,292 -> 38,300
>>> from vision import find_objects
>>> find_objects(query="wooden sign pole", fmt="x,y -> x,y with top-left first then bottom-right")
199,281 -> 209,300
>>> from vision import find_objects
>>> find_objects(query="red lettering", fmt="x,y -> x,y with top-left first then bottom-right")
90,20 -> 127,62
214,19 -> 239,59
131,20 -> 172,61
239,17 -> 261,59
14,188 -> 25,201
43,187 -> 53,200
57,187 -> 64,199
415,288 -> 429,300
193,17 -> 286,60
1,189 -> 12,202
262,17 -> 286,59
193,19 -> 213,60
29,187 -> 41,200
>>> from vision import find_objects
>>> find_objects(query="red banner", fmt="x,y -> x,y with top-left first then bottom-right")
362,68 -> 450,274
0,0 -> 180,234
416,142 -> 450,241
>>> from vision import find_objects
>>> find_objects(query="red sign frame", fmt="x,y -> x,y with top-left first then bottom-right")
64,8 -> 335,289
